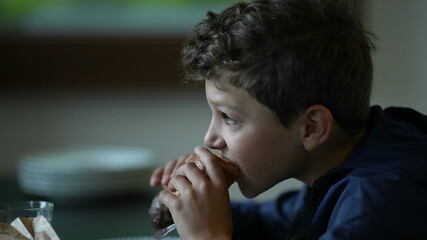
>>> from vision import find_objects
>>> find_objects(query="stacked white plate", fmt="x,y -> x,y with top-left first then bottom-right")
17,147 -> 158,200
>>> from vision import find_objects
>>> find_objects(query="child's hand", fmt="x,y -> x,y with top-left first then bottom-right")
158,147 -> 233,240
149,154 -> 195,187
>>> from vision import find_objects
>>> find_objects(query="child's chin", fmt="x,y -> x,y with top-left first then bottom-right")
239,184 -> 262,199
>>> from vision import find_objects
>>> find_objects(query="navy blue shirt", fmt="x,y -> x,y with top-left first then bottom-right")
231,106 -> 427,239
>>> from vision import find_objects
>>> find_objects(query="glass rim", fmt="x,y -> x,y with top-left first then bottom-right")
0,200 -> 54,212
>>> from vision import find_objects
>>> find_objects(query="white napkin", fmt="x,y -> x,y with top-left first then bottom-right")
0,216 -> 60,240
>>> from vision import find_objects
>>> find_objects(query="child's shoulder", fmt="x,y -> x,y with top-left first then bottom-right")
321,167 -> 426,223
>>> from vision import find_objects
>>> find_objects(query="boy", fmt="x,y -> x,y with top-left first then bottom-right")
150,0 -> 427,239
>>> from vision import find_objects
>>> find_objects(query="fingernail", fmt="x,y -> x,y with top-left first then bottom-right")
194,146 -> 202,152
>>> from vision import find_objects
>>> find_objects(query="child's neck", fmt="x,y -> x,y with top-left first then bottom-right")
300,127 -> 366,187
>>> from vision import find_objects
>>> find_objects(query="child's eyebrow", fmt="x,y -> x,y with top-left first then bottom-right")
210,100 -> 243,114
208,97 -> 231,108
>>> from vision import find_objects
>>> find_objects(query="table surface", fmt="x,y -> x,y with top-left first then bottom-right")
0,177 -> 179,240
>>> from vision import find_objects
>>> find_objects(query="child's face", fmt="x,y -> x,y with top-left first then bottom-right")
204,79 -> 305,198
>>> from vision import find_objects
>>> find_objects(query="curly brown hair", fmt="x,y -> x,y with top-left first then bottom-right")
181,0 -> 375,130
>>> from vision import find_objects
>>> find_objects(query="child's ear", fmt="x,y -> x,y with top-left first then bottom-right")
300,105 -> 333,151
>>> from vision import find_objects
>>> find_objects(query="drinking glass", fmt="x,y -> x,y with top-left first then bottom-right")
0,201 -> 54,224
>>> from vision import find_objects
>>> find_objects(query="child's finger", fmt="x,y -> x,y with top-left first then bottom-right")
171,154 -> 193,178
194,147 -> 226,188
150,167 -> 164,187
167,173 -> 194,198
158,188 -> 179,209
161,159 -> 178,186
173,162 -> 207,192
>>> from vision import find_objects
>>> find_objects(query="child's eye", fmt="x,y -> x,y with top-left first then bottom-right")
221,112 -> 238,125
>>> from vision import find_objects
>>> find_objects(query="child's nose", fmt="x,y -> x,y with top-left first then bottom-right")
204,125 -> 225,150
